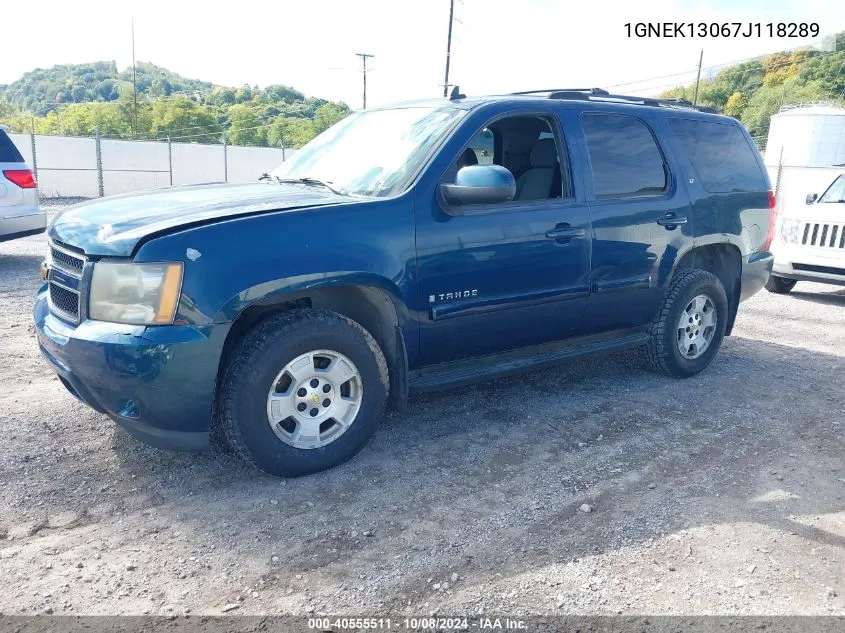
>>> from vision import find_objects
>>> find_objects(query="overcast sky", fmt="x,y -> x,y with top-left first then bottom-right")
2,0 -> 843,109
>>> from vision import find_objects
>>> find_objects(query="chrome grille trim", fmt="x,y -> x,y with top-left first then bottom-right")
50,245 -> 85,272
47,241 -> 86,324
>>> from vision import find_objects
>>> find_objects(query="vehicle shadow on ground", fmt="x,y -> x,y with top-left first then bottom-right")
788,288 -> 845,307
64,332 -> 839,607
0,253 -> 42,268
0,254 -> 44,296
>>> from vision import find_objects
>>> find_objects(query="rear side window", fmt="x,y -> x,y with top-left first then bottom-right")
669,118 -> 766,193
582,113 -> 668,199
0,130 -> 24,163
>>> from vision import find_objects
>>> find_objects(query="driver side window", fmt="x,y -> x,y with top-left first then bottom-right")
449,115 -> 572,202
459,128 -> 495,168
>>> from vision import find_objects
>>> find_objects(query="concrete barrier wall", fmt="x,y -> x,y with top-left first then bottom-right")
8,133 -> 297,199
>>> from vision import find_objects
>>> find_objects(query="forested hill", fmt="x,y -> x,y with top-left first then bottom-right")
660,30 -> 845,142
0,61 -> 350,148
0,61 -> 214,113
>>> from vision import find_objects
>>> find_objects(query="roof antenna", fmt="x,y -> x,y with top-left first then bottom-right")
449,85 -> 465,100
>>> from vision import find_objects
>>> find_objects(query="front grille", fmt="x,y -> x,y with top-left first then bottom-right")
47,242 -> 86,323
49,283 -> 80,319
50,246 -> 84,271
801,222 -> 845,249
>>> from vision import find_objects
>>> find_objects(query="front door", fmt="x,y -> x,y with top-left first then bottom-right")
415,108 -> 592,366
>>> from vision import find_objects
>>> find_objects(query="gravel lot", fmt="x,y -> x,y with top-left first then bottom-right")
1,201 -> 844,617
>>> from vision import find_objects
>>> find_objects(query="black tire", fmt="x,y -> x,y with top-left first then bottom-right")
643,269 -> 728,378
765,275 -> 797,294
217,309 -> 389,477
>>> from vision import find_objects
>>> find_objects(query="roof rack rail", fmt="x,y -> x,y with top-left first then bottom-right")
511,88 -> 609,96
512,87 -> 718,114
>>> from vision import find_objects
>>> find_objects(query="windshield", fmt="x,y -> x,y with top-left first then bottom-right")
271,106 -> 466,197
819,174 -> 845,203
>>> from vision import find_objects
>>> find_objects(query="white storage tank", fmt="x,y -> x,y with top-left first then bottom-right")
764,104 -> 845,215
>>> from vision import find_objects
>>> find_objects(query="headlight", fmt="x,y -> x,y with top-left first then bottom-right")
89,262 -> 183,325
779,219 -> 802,245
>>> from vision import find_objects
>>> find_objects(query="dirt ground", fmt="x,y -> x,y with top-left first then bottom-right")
1,205 -> 844,617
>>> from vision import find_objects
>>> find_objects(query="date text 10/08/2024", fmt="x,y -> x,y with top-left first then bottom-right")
625,22 -> 820,38
307,617 -> 528,630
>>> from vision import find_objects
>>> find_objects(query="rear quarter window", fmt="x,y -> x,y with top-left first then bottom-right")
668,118 -> 766,193
0,130 -> 24,163
581,113 -> 668,199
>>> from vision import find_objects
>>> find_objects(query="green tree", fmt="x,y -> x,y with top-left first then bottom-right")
798,51 -> 845,97
227,104 -> 266,145
148,95 -> 220,142
267,117 -> 316,149
264,84 -> 304,104
114,83 -> 152,137
235,85 -> 253,103
213,87 -> 236,105
723,91 -> 746,118
312,102 -> 350,134
95,79 -> 117,101
0,98 -> 16,120
740,78 -> 828,138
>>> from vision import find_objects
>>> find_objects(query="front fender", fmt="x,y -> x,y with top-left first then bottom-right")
214,271 -> 409,323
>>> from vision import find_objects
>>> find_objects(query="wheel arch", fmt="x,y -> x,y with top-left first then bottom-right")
215,276 -> 410,413
672,243 -> 743,335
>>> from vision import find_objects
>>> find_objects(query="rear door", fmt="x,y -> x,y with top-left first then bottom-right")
574,110 -> 694,332
666,117 -> 772,256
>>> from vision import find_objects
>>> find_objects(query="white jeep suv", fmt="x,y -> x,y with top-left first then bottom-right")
0,125 -> 44,242
768,173 -> 845,293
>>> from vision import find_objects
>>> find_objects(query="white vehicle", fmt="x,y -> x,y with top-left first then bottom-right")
768,173 -> 845,293
0,124 -> 45,242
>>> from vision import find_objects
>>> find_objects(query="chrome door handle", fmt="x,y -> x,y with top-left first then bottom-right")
657,213 -> 688,228
545,226 -> 586,242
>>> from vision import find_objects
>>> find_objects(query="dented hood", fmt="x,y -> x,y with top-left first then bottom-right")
48,182 -> 352,256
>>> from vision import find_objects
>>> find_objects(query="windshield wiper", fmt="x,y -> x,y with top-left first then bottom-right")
273,176 -> 345,196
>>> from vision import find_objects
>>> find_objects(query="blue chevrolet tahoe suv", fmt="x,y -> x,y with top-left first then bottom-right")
34,88 -> 775,477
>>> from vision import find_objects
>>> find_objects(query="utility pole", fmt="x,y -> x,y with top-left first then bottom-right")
131,16 -> 138,137
692,48 -> 704,105
355,53 -> 374,109
442,0 -> 455,97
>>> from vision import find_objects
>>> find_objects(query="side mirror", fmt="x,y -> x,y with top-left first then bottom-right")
806,192 -> 818,204
440,165 -> 516,209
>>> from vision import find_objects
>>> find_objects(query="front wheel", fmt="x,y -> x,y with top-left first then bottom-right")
643,269 -> 728,378
765,275 -> 797,294
217,309 -> 389,477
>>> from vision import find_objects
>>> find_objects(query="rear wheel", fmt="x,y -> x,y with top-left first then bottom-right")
643,269 -> 728,378
217,309 -> 389,477
765,275 -> 797,294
